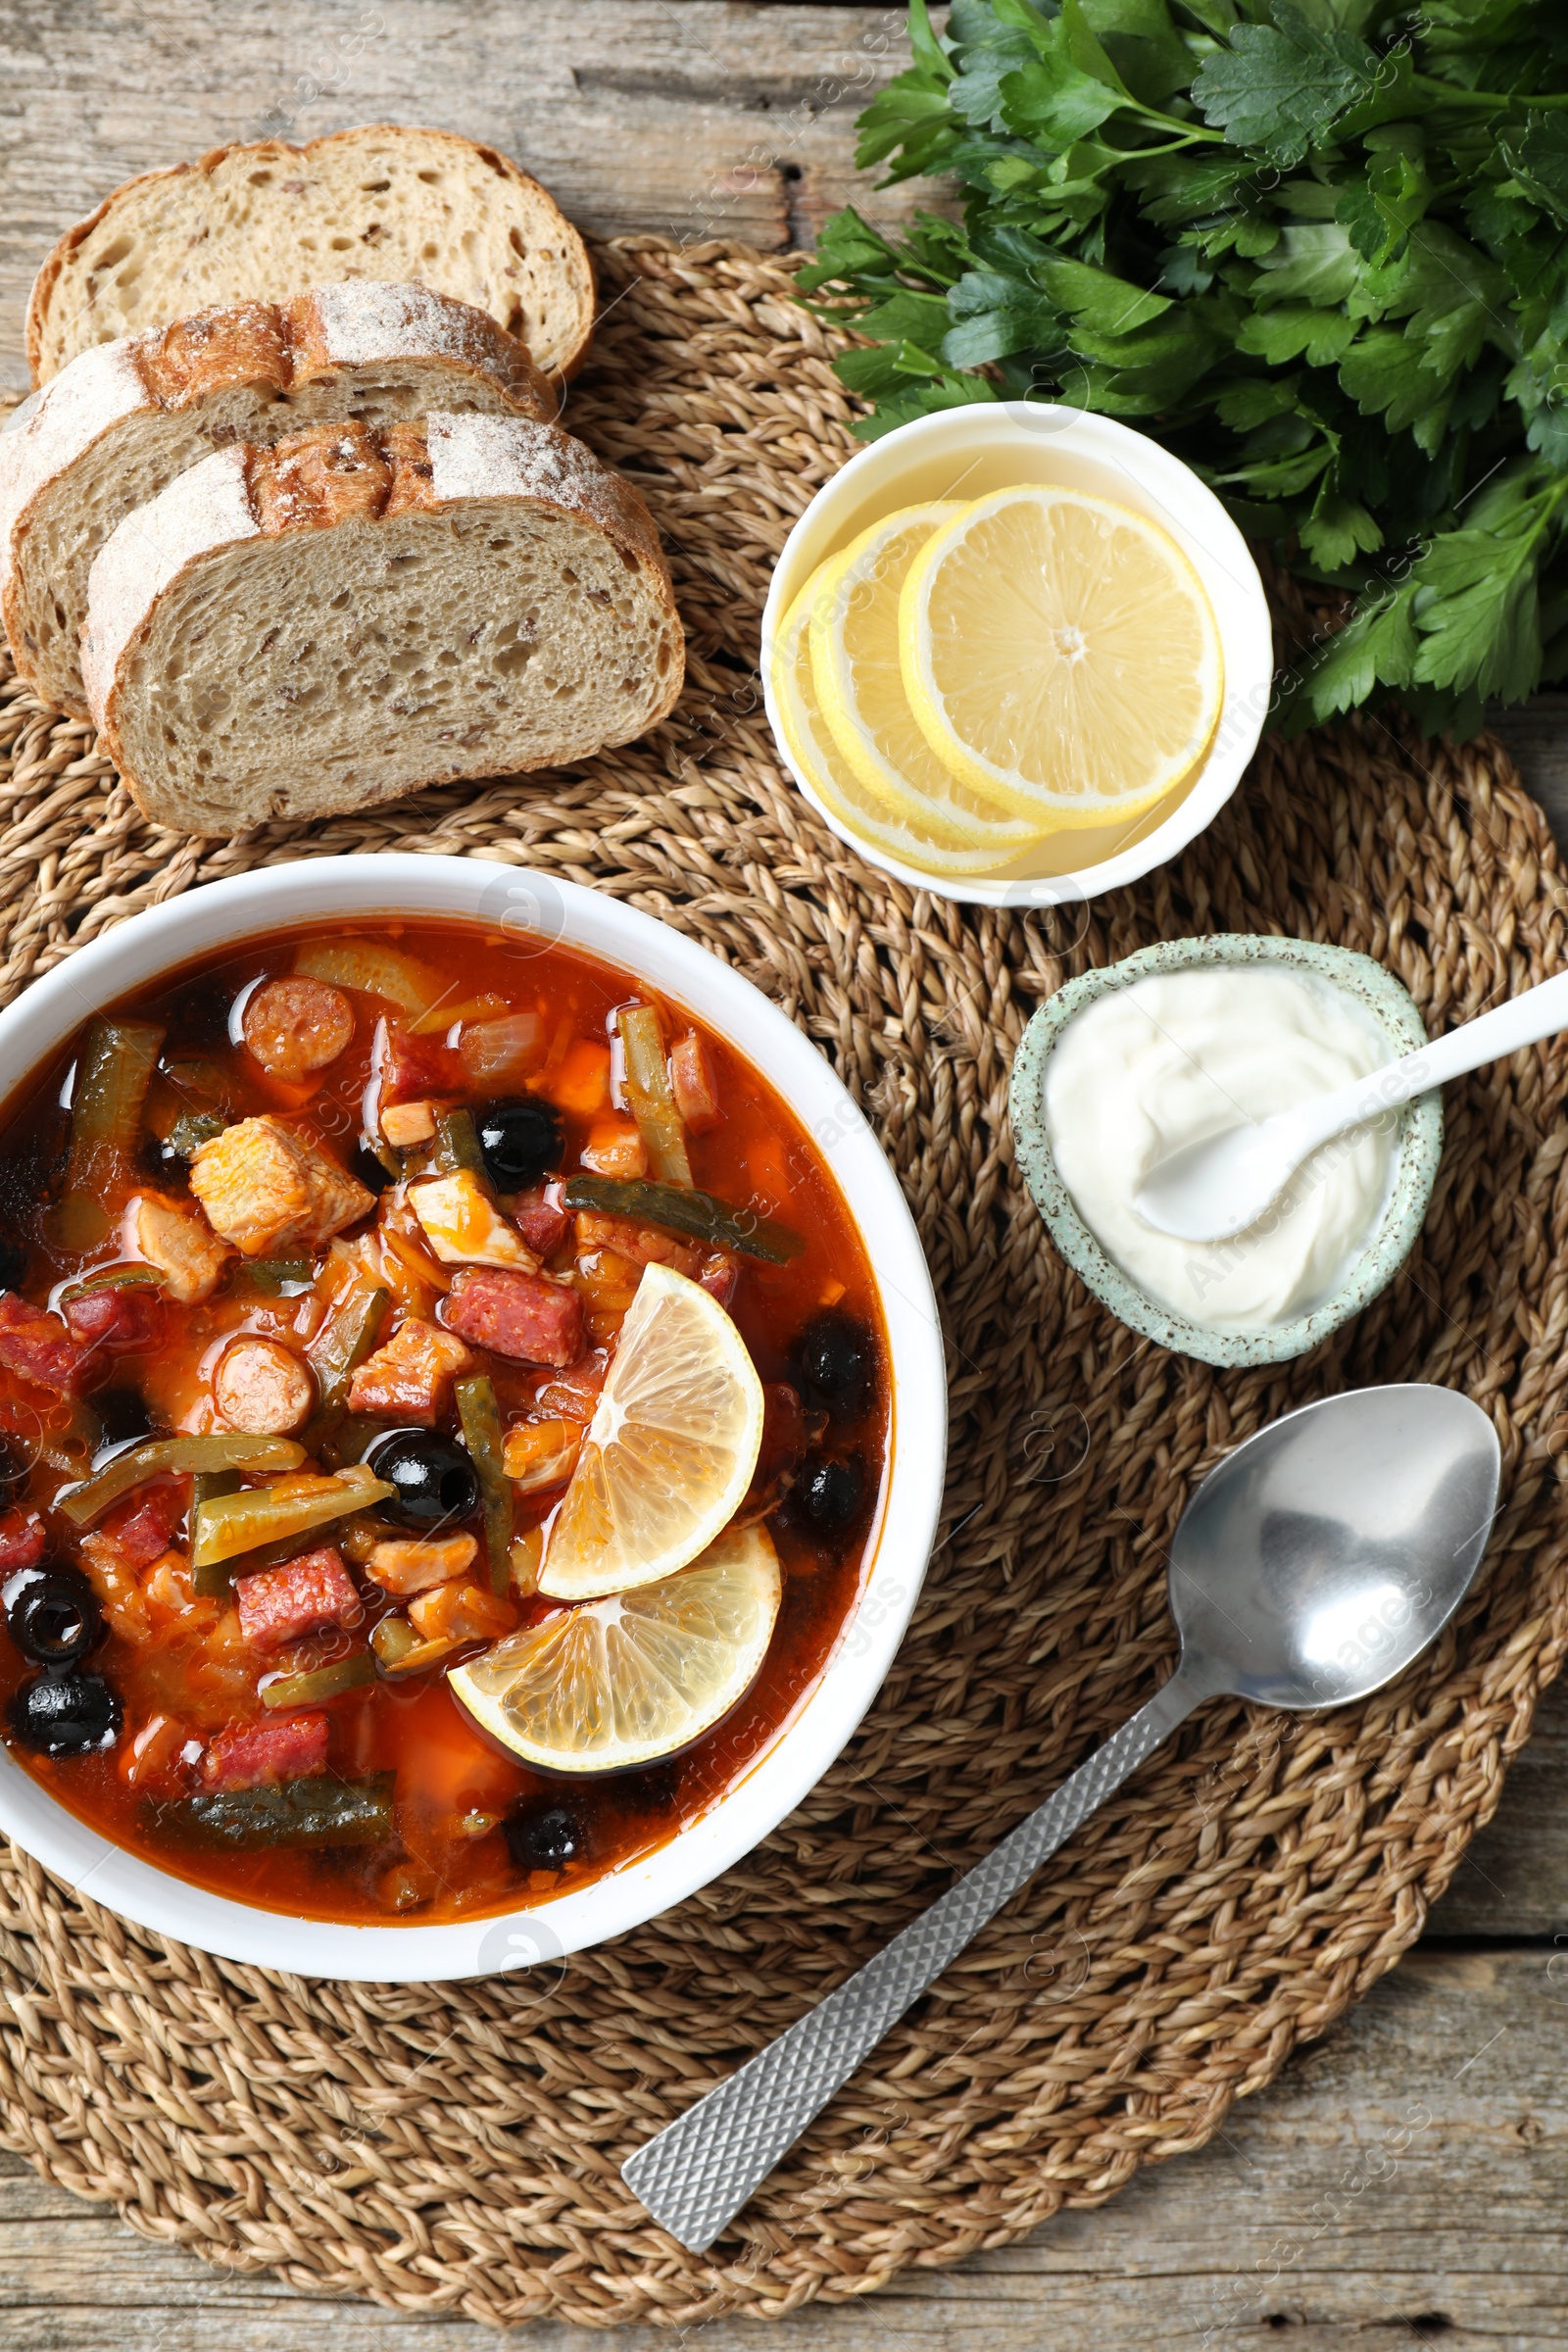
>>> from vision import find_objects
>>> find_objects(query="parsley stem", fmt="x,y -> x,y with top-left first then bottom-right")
1133,104 -> 1226,144
1408,74 -> 1568,111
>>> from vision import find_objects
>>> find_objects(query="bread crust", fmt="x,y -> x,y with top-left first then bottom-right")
0,283 -> 556,718
26,125 -> 597,388
82,414 -> 681,826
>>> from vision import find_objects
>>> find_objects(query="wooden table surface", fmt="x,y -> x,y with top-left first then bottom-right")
3,6 -> 1568,2346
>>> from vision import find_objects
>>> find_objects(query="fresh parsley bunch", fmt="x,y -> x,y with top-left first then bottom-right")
798,0 -> 1568,736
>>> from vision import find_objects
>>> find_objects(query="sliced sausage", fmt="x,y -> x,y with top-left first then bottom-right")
0,1512 -> 46,1577
202,1710 -> 329,1790
242,977 -> 355,1080
63,1284 -> 165,1354
213,1336 -> 316,1435
444,1268 -> 584,1367
234,1545 -> 360,1654
0,1293 -> 98,1394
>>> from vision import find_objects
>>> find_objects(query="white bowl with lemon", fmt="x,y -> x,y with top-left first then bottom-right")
762,404 -> 1273,907
0,856 -> 946,1982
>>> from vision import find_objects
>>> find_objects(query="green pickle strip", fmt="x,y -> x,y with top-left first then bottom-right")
562,1175 -> 805,1265
456,1374 -> 514,1593
261,1653 -> 376,1709
160,1772 -> 396,1851
59,1434 -> 306,1529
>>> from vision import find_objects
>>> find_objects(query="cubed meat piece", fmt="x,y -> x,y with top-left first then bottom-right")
0,1511 -> 46,1577
501,1418 -> 582,1494
347,1316 -> 472,1422
63,1283 -> 163,1355
572,1210 -> 702,1277
189,1117 -> 374,1256
365,1532 -> 479,1594
411,1171 -> 538,1270
0,1292 -> 96,1394
529,1348 -> 610,1424
213,1335 -> 316,1435
668,1032 -> 722,1133
106,1488 -> 182,1569
381,1023 -> 459,1097
513,1183 -> 568,1258
580,1117 -> 648,1180
201,1710 -> 329,1790
129,1192 -> 233,1304
242,977 -> 354,1081
381,1099 -> 437,1148
234,1545 -> 362,1655
698,1250 -> 740,1310
407,1580 -> 515,1643
444,1269 -> 584,1368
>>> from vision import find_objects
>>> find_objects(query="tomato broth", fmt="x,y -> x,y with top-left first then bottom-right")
0,916 -> 888,1925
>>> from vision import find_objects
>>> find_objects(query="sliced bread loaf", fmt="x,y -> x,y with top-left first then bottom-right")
0,282 -> 556,719
81,413 -> 684,834
28,125 -> 596,387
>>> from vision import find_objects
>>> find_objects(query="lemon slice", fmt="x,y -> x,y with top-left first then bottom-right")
538,1261 -> 764,1599
770,582 -> 1043,879
900,486 -> 1223,828
809,509 -> 1048,855
450,1523 -> 782,1774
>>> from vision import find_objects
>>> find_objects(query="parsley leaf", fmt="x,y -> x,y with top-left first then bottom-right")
1191,3 -> 1382,168
803,0 -> 1568,730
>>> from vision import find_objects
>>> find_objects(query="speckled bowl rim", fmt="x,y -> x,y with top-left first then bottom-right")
1008,935 -> 1445,1367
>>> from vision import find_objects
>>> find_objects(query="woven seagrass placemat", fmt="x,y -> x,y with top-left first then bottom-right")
0,235 -> 1566,2328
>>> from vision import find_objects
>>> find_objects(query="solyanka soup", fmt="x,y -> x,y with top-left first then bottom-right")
0,917 -> 887,1924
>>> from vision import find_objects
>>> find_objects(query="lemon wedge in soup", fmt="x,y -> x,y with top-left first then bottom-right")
450,1524 -> 782,1773
538,1260 -> 764,1599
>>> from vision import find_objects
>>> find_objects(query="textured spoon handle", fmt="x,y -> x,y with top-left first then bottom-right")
620,1669 -> 1204,2250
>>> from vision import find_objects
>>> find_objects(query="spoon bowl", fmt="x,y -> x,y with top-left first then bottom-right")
1169,1384 -> 1499,1709
623,1383 -> 1500,2249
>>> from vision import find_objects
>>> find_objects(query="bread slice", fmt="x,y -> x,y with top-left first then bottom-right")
81,413 -> 684,834
27,125 -> 596,387
0,283 -> 556,720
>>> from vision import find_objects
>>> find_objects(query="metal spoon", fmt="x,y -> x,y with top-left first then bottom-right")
620,1384 -> 1499,2251
1134,968 -> 1568,1245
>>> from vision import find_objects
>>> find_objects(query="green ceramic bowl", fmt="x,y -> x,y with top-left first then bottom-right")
1007,934 -> 1444,1368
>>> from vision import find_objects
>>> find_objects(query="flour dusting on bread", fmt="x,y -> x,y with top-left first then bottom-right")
0,283 -> 553,717
82,412 -> 684,832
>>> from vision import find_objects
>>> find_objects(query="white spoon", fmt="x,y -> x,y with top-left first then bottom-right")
1134,967 -> 1568,1245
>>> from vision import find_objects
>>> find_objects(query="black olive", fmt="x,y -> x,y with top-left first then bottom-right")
505,1801 -> 585,1873
93,1388 -> 156,1448
9,1669 -> 122,1757
4,1566 -> 103,1668
0,1437 -> 31,1502
795,1455 -> 866,1536
365,1429 -> 481,1530
476,1100 -> 564,1192
0,1232 -> 25,1292
796,1311 -> 876,1422
352,1141 -> 396,1194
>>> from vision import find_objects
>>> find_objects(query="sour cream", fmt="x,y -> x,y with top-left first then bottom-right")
1043,966 -> 1396,1331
